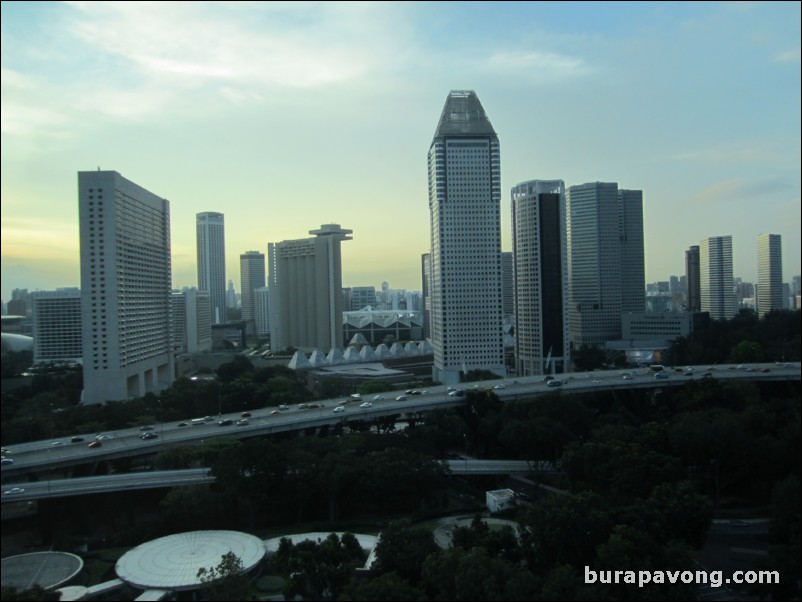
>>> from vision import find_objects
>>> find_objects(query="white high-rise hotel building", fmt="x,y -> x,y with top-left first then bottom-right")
757,233 -> 783,318
700,235 -> 735,321
79,171 -> 174,404
268,224 -> 352,352
196,212 -> 226,325
428,90 -> 504,384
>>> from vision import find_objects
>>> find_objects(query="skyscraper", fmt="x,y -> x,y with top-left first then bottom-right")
511,180 -> 569,376
240,251 -> 265,332
685,245 -> 701,312
566,182 -> 645,347
428,90 -> 504,384
699,235 -> 735,321
31,288 -> 82,365
170,288 -> 212,353
757,234 -> 783,318
196,212 -> 226,325
268,224 -> 352,352
500,251 -> 514,324
79,170 -> 173,404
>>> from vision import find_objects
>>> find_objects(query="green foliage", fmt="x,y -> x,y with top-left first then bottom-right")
0,586 -> 61,601
374,523 -> 439,585
197,551 -> 252,601
340,571 -> 424,601
461,369 -> 501,382
271,533 -> 367,600
668,309 -> 800,365
0,350 -> 34,378
216,355 -> 254,383
572,344 -> 606,371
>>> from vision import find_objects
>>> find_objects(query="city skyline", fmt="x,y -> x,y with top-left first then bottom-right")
2,2 -> 800,302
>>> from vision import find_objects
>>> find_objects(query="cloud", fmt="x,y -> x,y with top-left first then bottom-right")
688,178 -> 793,205
668,142 -> 788,165
0,217 -> 78,258
485,50 -> 590,80
774,48 -> 801,63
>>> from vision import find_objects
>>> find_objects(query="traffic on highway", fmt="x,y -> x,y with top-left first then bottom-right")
2,361 -> 799,487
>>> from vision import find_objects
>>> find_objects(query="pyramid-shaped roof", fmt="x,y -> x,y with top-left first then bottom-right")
432,90 -> 497,141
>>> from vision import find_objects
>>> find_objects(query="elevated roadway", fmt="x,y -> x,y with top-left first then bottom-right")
1,362 -> 798,480
1,460 -> 543,503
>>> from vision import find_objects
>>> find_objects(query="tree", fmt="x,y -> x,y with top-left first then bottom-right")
572,344 -> 605,371
374,523 -> 439,585
271,533 -> 366,600
340,571 -> 424,601
197,551 -> 252,601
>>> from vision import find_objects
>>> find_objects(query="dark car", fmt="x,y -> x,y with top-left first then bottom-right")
70,436 -> 85,443
241,411 -> 252,418
218,419 -> 233,426
139,432 -> 158,440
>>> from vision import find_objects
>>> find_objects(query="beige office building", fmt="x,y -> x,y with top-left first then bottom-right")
268,224 -> 352,352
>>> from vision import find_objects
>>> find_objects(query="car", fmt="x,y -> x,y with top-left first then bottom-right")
410,390 -> 421,395
204,416 -> 215,422
51,440 -> 64,446
236,419 -> 249,426
1,458 -> 13,466
270,410 -> 281,415
448,390 -> 464,397
298,404 -> 309,409
405,390 -> 414,394
703,372 -> 714,379
494,384 -> 506,389
338,400 -> 351,406
654,372 -> 669,380
95,434 -> 113,440
333,406 -> 346,413
88,441 -> 102,448
372,395 -> 385,401
218,419 -> 233,426
547,380 -> 562,387
241,411 -> 252,418
4,487 -> 24,495
139,432 -> 158,440
359,402 -> 373,409
278,405 -> 290,411
683,371 -> 694,377
621,374 -> 632,380
139,425 -> 154,431
760,368 -> 770,373
177,422 -> 188,427
396,395 -> 407,401
70,436 -> 85,443
307,404 -> 320,409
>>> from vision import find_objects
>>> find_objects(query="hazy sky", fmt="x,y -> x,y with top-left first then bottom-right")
2,1 -> 800,302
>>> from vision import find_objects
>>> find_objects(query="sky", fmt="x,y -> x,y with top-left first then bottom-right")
2,1 -> 800,303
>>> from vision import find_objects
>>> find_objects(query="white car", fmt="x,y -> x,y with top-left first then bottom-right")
333,406 -> 346,413
359,402 -> 373,409
396,395 -> 407,401
4,487 -> 24,495
372,395 -> 385,401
